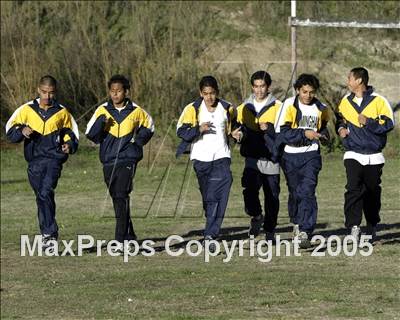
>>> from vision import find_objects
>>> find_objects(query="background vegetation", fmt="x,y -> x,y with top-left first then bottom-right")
1,1 -> 399,143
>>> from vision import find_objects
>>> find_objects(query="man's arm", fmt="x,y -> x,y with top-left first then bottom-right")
362,98 -> 394,135
5,105 -> 29,143
133,108 -> 155,147
176,105 -> 201,142
85,108 -> 109,144
61,113 -> 79,154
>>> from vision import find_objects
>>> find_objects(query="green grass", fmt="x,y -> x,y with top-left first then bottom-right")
1,143 -> 400,319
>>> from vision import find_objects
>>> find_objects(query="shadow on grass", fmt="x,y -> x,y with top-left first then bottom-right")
0,179 -> 26,185
79,222 -> 400,254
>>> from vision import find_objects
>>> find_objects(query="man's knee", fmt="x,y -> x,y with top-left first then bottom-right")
37,186 -> 55,200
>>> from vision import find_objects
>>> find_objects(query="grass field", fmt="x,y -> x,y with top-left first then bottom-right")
1,141 -> 399,320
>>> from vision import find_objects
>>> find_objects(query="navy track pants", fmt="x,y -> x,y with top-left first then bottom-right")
281,151 -> 322,234
193,158 -> 232,238
28,159 -> 62,238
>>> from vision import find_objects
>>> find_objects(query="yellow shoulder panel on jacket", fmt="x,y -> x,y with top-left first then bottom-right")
95,105 -> 119,137
119,106 -> 154,138
338,97 -> 361,127
259,103 -> 279,124
283,105 -> 297,128
362,95 -> 393,122
321,108 -> 330,122
236,104 -> 245,124
177,104 -> 198,128
21,105 -> 44,133
42,108 -> 72,135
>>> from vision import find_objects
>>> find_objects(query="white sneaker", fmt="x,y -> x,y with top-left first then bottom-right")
42,235 -> 57,253
292,224 -> 300,239
298,231 -> 311,249
350,225 -> 361,243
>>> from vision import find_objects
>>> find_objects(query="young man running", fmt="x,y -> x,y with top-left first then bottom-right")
5,75 -> 79,249
235,71 -> 281,242
276,74 -> 330,248
176,75 -> 239,252
336,67 -> 394,243
86,74 -> 154,252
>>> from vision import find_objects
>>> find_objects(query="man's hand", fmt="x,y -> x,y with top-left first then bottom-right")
231,127 -> 243,142
22,126 -> 33,138
338,127 -> 349,138
305,130 -> 321,140
199,122 -> 216,134
106,117 -> 115,127
61,143 -> 70,154
358,114 -> 367,126
259,122 -> 268,131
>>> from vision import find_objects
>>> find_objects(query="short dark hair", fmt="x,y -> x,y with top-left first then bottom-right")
108,74 -> 131,91
294,74 -> 320,91
39,75 -> 57,88
350,67 -> 369,86
199,75 -> 219,93
250,70 -> 272,86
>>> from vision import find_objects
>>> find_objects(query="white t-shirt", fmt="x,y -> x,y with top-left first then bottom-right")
190,101 -> 231,162
253,98 -> 267,114
344,151 -> 385,165
353,96 -> 363,106
284,100 -> 320,154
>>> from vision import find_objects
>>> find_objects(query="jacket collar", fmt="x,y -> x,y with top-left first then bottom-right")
192,97 -> 230,110
106,98 -> 136,112
347,86 -> 375,111
244,93 -> 277,117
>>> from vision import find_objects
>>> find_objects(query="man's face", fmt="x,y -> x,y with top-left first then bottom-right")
109,82 -> 127,106
200,86 -> 217,108
296,85 -> 316,105
252,79 -> 269,102
347,72 -> 362,92
37,84 -> 56,106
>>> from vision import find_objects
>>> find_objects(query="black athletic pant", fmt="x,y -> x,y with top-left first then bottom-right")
241,168 -> 280,233
103,163 -> 137,243
344,159 -> 383,228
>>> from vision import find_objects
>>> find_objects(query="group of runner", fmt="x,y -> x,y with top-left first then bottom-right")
5,67 -> 394,252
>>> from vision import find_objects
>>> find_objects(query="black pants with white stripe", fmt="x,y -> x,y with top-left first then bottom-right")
344,159 -> 383,229
103,163 -> 137,243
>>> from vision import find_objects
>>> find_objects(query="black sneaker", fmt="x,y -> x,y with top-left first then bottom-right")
248,215 -> 263,237
202,235 -> 217,253
365,223 -> 377,244
265,232 -> 276,245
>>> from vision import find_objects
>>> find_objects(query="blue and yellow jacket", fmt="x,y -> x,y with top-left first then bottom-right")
5,98 -> 79,163
85,99 -> 154,166
274,96 -> 330,157
335,87 -> 394,154
176,97 -> 236,157
236,94 -> 281,159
